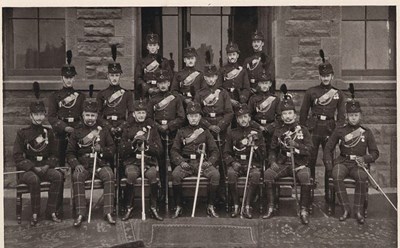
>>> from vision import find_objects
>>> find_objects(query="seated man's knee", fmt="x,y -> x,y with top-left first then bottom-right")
264,169 -> 275,182
146,167 -> 158,183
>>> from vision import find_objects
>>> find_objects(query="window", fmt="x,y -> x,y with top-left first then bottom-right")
341,6 -> 396,79
3,8 -> 66,78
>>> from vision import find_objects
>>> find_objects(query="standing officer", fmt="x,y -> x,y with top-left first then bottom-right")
300,50 -> 346,201
149,69 -> 185,201
220,42 -> 251,109
97,45 -> 133,138
135,33 -> 172,99
119,100 -> 164,221
323,90 -> 379,224
170,102 -> 221,218
171,46 -> 204,106
263,93 -> 314,225
48,50 -> 86,167
224,104 -> 266,218
66,99 -> 116,227
243,30 -> 275,94
13,83 -> 63,226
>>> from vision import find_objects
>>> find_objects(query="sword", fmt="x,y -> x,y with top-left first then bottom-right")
192,143 -> 206,217
240,145 -> 254,219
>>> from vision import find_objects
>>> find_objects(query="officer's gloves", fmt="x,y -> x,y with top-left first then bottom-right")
232,162 -> 241,172
75,165 -> 85,173
65,126 -> 74,133
209,125 -> 221,134
270,161 -> 280,171
180,161 -> 190,170
202,161 -> 211,169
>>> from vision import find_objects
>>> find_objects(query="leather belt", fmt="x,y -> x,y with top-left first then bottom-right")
183,154 -> 198,160
82,153 -> 95,158
27,155 -> 45,162
62,117 -> 76,123
206,112 -> 223,118
158,119 -> 168,125
106,115 -> 118,121
146,80 -> 157,85
313,114 -> 333,121
341,154 -> 358,160
259,119 -> 274,125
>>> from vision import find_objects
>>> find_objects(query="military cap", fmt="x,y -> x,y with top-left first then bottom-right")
280,97 -> 295,112
204,64 -> 218,76
346,101 -> 361,113
30,101 -> 46,113
133,99 -> 148,112
61,50 -> 77,77
146,33 -> 159,44
156,69 -> 172,82
251,30 -> 264,41
226,42 -> 240,54
236,104 -> 251,117
183,47 -> 198,58
83,100 -> 98,113
108,44 -> 123,74
318,49 -> 334,76
186,102 -> 202,115
256,70 -> 272,83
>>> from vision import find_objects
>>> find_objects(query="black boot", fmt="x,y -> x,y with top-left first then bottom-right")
105,213 -> 116,225
339,209 -> 351,221
172,185 -> 183,219
208,185 -> 219,207
355,211 -> 365,225
300,184 -> 312,223
172,206 -> 183,219
149,183 -> 163,221
262,183 -> 275,219
122,183 -> 134,221
150,207 -> 164,221
231,205 -> 240,218
242,184 -> 257,219
228,183 -> 239,217
30,213 -> 38,227
207,205 -> 219,218
300,207 -> 309,225
73,214 -> 84,227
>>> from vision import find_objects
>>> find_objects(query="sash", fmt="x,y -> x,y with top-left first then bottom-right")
79,128 -> 101,147
344,127 -> 365,142
27,129 -> 48,152
183,128 -> 204,145
280,125 -> 302,147
247,57 -> 260,71
108,89 -> 125,103
181,71 -> 200,87
256,96 -> 276,113
225,66 -> 243,80
317,89 -> 338,105
203,89 -> 221,106
145,60 -> 160,73
154,95 -> 175,111
59,92 -> 79,108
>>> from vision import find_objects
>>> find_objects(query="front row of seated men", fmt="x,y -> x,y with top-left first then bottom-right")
13,86 -> 379,227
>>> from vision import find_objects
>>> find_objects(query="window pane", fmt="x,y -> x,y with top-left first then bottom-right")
10,8 -> 38,18
39,20 -> 65,69
162,7 -> 178,15
39,8 -> 65,18
342,6 -> 365,20
162,16 -> 179,70
342,21 -> 365,70
366,6 -> 389,20
191,7 -> 221,15
366,21 -> 395,69
190,16 -> 222,70
12,20 -> 38,69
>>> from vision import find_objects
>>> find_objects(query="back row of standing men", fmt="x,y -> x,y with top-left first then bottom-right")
14,30 -> 379,227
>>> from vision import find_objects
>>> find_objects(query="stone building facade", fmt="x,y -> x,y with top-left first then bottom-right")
3,6 -> 396,188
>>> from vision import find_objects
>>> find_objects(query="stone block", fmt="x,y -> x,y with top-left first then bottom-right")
83,20 -> 114,27
97,47 -> 124,57
276,56 -> 291,80
290,67 -> 320,80
291,56 -> 320,67
77,43 -> 98,56
299,37 -> 321,46
122,7 -> 136,20
67,20 -> 84,39
290,8 -> 321,20
84,27 -> 114,37
321,38 -> 340,57
66,7 -> 77,20
330,20 -> 340,37
115,19 -> 133,37
86,57 -> 102,66
322,6 -> 341,20
108,37 -> 124,47
298,46 -> 320,56
77,37 -> 109,43
96,66 -> 108,79
276,37 -> 299,56
77,8 -> 122,19
86,65 -> 97,79
285,20 -> 331,37
276,7 -> 291,21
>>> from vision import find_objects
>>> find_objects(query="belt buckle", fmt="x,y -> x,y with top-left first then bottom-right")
240,155 -> 247,160
229,88 -> 235,92
148,80 -> 156,85
209,113 -> 216,118
161,120 -> 168,125
111,116 -> 118,121
319,115 -> 327,120
67,117 -> 74,123
350,155 -> 357,160
250,79 -> 255,83
190,154 -> 197,160
90,153 -> 95,158
186,92 -> 192,97
136,154 -> 142,159
286,152 -> 291,157
261,119 -> 267,124
36,156 -> 43,161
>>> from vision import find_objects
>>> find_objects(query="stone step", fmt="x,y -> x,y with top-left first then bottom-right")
361,106 -> 396,116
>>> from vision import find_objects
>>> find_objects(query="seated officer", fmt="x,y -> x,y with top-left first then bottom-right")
13,90 -> 64,226
323,97 -> 379,224
263,95 -> 314,225
224,104 -> 266,219
119,100 -> 163,221
170,102 -> 221,218
66,100 -> 116,227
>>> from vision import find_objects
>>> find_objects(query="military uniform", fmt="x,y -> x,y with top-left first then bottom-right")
323,100 -> 379,224
263,97 -> 313,224
48,51 -> 85,167
134,33 -> 172,99
119,100 -> 164,221
224,104 -> 266,218
13,100 -> 63,225
170,102 -> 220,218
221,42 -> 251,105
66,101 -> 116,225
299,52 -> 346,199
171,47 -> 205,104
243,31 -> 275,94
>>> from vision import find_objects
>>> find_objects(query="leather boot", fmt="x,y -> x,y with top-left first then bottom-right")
105,213 -> 116,225
150,207 -> 164,221
242,206 -> 253,219
231,205 -> 240,218
208,185 -> 219,206
30,213 -> 38,227
207,205 -> 219,218
172,185 -> 183,219
262,206 -> 274,219
300,207 -> 309,225
172,206 -> 183,219
355,212 -> 365,225
122,183 -> 134,221
339,209 -> 351,222
49,212 -> 62,223
242,184 -> 256,219
228,183 -> 239,207
262,183 -> 275,219
73,215 -> 84,227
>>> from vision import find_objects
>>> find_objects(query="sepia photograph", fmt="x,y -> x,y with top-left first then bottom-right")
1,3 -> 398,247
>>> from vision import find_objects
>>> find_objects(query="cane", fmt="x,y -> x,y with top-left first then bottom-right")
217,134 -> 229,212
357,161 -> 397,212
88,127 -> 101,223
240,145 -> 255,218
192,143 -> 206,217
140,141 -> 146,220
